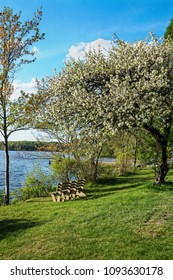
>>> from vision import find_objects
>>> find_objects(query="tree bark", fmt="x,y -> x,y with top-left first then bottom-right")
4,137 -> 10,205
155,140 -> 169,184
144,125 -> 170,184
133,137 -> 137,170
91,146 -> 103,182
3,106 -> 10,205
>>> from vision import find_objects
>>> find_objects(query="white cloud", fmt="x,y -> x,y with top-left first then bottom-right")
12,78 -> 37,100
67,38 -> 112,60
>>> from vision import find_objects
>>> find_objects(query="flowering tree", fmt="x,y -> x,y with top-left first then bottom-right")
36,54 -> 110,181
108,34 -> 173,183
36,82 -> 107,181
39,34 -> 173,184
41,50 -> 112,133
0,7 -> 44,204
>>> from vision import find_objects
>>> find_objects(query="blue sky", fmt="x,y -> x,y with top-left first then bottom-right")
0,0 -> 172,140
0,0 -> 172,82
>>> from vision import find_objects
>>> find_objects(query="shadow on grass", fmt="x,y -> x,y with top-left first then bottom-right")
96,170 -> 154,186
85,182 -> 141,200
0,219 -> 42,240
148,181 -> 173,192
85,169 -> 155,200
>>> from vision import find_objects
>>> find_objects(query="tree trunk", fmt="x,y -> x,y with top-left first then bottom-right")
3,106 -> 10,205
144,125 -> 170,185
155,140 -> 169,184
93,157 -> 99,182
133,137 -> 137,170
4,135 -> 10,205
91,147 -> 103,182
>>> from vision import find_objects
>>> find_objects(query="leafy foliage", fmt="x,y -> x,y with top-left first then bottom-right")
51,154 -> 103,182
164,17 -> 173,40
13,166 -> 53,201
51,155 -> 80,182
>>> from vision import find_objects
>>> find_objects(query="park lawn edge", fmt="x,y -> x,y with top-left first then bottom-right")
0,168 -> 173,260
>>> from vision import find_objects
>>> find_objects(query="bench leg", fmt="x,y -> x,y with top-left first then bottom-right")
56,194 -> 61,202
50,193 -> 57,202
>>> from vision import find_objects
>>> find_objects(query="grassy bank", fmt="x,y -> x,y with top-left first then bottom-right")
0,168 -> 173,260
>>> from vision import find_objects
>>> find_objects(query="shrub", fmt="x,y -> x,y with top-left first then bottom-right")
97,163 -> 117,179
51,155 -> 81,182
14,166 -> 54,201
0,190 -> 5,205
51,155 -> 102,182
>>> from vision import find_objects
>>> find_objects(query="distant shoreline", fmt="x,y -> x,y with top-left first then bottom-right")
0,141 -> 113,157
0,141 -> 59,152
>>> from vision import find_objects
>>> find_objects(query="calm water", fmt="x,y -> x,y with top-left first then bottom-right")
0,150 -> 52,191
0,151 -> 115,191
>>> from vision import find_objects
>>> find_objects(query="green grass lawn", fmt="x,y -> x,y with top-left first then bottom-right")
1,168 -> 173,260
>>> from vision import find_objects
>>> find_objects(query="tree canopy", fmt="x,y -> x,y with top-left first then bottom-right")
38,33 -> 173,184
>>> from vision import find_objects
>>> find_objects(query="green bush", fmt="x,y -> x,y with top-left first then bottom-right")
97,163 -> 117,179
51,155 -> 80,182
0,190 -> 5,205
14,166 -> 54,201
51,155 -> 103,182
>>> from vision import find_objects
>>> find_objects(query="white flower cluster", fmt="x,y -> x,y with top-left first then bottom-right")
38,33 -> 173,141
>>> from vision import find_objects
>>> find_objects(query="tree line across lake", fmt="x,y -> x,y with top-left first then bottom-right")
0,141 -> 60,152
0,141 -> 114,157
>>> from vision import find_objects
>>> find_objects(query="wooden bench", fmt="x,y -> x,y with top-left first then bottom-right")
50,179 -> 86,202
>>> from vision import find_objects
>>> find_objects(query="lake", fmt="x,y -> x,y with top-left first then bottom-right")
0,150 -> 115,191
0,150 -> 52,191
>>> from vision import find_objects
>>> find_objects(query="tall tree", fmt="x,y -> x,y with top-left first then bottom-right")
36,79 -> 107,182
41,34 -> 173,184
108,34 -> 173,183
0,6 -> 44,204
164,18 -> 173,39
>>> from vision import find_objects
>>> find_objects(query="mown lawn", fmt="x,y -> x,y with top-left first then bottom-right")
0,168 -> 173,260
